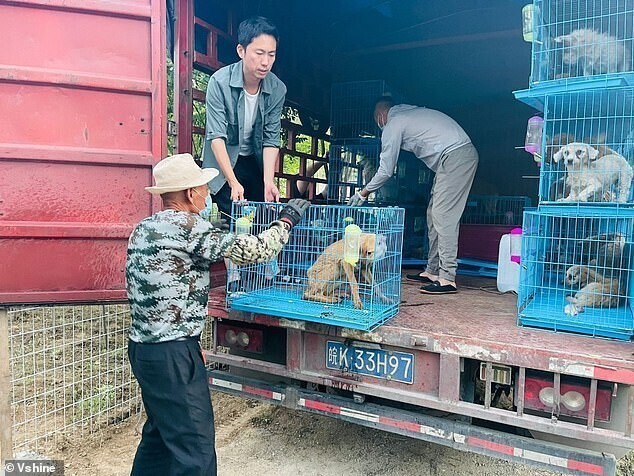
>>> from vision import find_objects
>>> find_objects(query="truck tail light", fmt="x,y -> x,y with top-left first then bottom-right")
217,322 -> 263,353
522,373 -> 612,421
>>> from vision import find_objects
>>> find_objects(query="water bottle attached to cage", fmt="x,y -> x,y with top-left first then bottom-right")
343,217 -> 362,266
524,115 -> 544,165
521,4 -> 534,42
510,227 -> 522,264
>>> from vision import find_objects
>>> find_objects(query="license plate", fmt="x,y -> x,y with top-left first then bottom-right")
326,341 -> 414,384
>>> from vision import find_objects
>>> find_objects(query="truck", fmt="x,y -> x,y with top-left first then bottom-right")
2,1 -> 633,475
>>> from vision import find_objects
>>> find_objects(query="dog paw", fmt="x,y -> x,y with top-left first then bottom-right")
353,300 -> 364,309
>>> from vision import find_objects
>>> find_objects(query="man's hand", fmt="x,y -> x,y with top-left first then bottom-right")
348,191 -> 367,207
264,181 -> 280,202
277,199 -> 310,229
229,180 -> 245,201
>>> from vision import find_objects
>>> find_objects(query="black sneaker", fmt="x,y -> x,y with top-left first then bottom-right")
420,281 -> 458,295
406,272 -> 434,284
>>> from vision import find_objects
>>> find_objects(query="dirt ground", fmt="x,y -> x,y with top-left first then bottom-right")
42,393 -> 634,476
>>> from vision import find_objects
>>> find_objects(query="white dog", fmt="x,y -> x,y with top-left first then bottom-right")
553,142 -> 633,203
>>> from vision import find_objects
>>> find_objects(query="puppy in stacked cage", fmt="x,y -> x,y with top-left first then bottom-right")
552,142 -> 633,203
303,233 -> 392,309
563,233 -> 627,316
554,29 -> 632,77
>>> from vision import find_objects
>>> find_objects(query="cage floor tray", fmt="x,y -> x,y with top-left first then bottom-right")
519,290 -> 634,341
228,286 -> 399,331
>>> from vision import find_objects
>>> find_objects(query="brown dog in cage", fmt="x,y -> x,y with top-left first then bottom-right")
563,264 -> 623,316
303,233 -> 392,309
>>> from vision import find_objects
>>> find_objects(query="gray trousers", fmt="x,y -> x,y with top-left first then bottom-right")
425,143 -> 479,282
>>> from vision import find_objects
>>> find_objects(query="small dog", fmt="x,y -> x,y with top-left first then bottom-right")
564,265 -> 622,316
303,233 -> 391,309
554,29 -> 632,77
553,143 -> 633,202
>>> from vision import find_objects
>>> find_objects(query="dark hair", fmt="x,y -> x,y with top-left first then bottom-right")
238,16 -> 279,47
374,95 -> 395,109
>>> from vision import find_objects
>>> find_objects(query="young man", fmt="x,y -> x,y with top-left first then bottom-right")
348,97 -> 479,295
126,153 -> 309,475
202,16 -> 286,216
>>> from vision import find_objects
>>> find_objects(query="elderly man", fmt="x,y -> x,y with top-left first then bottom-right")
126,153 -> 309,475
349,96 -> 478,295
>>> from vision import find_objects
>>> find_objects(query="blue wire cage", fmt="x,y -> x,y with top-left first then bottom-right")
461,195 -> 532,226
529,0 -> 634,89
226,203 -> 405,331
328,141 -> 432,206
518,206 -> 634,340
538,87 -> 634,206
330,80 -> 395,141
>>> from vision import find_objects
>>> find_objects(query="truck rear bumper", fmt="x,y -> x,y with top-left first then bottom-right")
208,369 -> 617,476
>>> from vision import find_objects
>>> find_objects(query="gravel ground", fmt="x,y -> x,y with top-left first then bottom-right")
42,393 -> 634,476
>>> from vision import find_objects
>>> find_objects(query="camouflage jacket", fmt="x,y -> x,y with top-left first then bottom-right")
126,209 -> 289,343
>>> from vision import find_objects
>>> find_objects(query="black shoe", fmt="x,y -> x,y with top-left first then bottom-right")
420,281 -> 457,295
406,272 -> 434,284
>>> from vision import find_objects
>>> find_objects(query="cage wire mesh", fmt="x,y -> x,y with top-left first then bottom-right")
7,304 -> 142,453
461,195 -> 532,226
330,80 -> 395,141
226,202 -> 405,330
530,0 -> 634,86
518,207 -> 634,339
328,142 -> 433,206
539,87 -> 634,205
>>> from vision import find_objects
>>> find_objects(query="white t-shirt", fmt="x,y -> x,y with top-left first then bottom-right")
240,88 -> 260,156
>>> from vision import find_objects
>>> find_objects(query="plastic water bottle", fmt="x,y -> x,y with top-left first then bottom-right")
524,116 -> 543,155
522,4 -> 534,42
510,227 -> 522,264
343,219 -> 362,266
235,216 -> 252,235
264,258 -> 279,281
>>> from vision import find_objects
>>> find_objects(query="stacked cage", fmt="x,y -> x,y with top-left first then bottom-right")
529,0 -> 634,89
226,202 -> 405,331
516,1 -> 634,339
459,195 -> 532,262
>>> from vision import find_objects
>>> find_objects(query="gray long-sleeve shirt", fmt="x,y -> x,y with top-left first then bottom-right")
365,105 -> 471,193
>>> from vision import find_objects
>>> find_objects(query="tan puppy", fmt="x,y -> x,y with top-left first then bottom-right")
303,233 -> 390,309
564,265 -> 622,316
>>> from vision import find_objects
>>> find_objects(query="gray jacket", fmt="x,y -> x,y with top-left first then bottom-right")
365,105 -> 471,193
201,60 -> 287,194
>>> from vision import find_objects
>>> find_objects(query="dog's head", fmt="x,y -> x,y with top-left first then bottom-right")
552,143 -> 599,168
360,233 -> 387,261
564,265 -> 589,286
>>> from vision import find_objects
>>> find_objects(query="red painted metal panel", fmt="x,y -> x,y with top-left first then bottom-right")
0,0 -> 166,303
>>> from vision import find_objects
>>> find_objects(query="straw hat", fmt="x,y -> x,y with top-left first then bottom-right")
145,153 -> 219,194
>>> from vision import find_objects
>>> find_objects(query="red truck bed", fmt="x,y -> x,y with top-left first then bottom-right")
209,275 -> 634,383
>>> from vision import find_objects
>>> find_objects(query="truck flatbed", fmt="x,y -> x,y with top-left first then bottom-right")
209,275 -> 634,384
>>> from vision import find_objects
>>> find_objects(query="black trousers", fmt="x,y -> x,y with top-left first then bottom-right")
128,338 -> 216,476
213,154 -> 264,217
